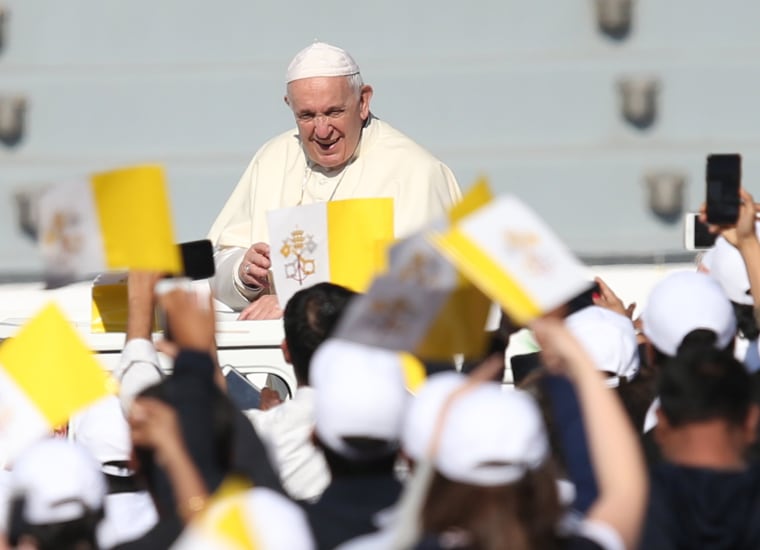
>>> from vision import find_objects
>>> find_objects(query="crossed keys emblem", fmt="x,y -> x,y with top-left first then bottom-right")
504,230 -> 551,276
43,210 -> 84,255
369,297 -> 415,333
280,229 -> 317,286
397,251 -> 438,286
363,251 -> 436,334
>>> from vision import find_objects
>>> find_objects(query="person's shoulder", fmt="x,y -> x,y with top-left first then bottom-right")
366,117 -> 444,165
248,128 -> 302,162
260,127 -> 301,150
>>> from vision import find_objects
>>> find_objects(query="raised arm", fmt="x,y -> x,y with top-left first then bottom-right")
733,189 -> 760,325
115,271 -> 164,414
532,318 -> 648,550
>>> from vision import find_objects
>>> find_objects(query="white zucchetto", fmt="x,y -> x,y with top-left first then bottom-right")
286,42 -> 360,83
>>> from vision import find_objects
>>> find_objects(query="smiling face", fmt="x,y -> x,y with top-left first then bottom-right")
286,76 -> 373,170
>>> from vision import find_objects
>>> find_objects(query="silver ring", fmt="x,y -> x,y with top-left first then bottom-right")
245,263 -> 250,274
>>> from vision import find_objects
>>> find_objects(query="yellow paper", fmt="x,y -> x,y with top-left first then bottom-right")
91,165 -> 181,273
0,303 -> 117,427
195,477 -> 258,550
400,352 -> 427,393
91,281 -> 129,333
415,179 -> 495,359
327,198 -> 394,292
214,497 -> 258,550
415,274 -> 493,361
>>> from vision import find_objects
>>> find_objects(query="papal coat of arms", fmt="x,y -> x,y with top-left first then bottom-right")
279,229 -> 317,286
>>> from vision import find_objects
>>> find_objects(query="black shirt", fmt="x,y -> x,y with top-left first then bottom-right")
304,473 -> 402,550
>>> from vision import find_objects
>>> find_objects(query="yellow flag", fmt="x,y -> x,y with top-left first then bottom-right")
91,165 -> 181,272
334,179 -> 495,362
326,198 -> 394,290
267,198 -> 393,307
38,165 -> 181,285
0,303 -> 117,463
432,195 -> 590,325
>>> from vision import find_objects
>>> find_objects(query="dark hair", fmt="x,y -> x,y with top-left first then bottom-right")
7,496 -> 102,550
659,348 -> 752,428
315,435 -> 397,477
649,328 -> 735,369
733,302 -> 760,341
283,282 -> 357,384
421,463 -> 562,550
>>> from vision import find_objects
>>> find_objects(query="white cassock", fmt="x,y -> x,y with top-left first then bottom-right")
207,114 -> 462,310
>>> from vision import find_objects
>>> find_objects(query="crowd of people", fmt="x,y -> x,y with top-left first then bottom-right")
1,41 -> 760,550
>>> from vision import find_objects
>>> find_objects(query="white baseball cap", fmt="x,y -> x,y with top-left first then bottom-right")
435,384 -> 549,486
708,235 -> 756,306
70,396 -> 132,475
286,42 -> 360,84
565,306 -> 640,387
10,439 -> 106,525
310,339 -> 409,459
642,271 -> 736,356
401,371 -> 467,462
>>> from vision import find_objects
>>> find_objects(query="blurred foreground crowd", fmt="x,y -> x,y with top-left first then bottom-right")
1,189 -> 760,550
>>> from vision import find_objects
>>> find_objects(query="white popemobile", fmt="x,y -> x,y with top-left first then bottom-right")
0,262 -> 690,396
0,280 -> 297,401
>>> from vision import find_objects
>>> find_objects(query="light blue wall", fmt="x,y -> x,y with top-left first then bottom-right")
2,0 -> 760,273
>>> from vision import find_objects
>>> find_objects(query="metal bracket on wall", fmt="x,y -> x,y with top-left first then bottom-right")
0,6 -> 6,54
618,76 -> 660,130
595,0 -> 634,40
13,185 -> 48,241
644,171 -> 687,224
0,95 -> 27,146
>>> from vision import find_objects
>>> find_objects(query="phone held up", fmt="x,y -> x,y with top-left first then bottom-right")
705,153 -> 741,225
155,239 -> 216,341
683,212 -> 718,251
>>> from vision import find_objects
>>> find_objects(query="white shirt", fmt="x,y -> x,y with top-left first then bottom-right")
114,338 -> 164,415
243,387 -> 329,502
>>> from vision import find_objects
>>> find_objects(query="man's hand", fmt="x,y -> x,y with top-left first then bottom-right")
238,294 -> 283,320
593,277 -> 636,319
698,188 -> 760,249
260,387 -> 283,410
156,287 -> 217,355
129,397 -> 183,452
239,242 -> 272,289
733,188 -> 758,250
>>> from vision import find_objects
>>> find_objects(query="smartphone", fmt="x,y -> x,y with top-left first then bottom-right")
564,281 -> 602,317
179,239 -> 215,280
222,366 -> 262,410
706,154 -> 741,225
683,212 -> 717,250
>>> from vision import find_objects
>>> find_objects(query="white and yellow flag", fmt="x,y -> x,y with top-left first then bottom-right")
334,233 -> 492,361
0,304 -> 117,466
333,180 -> 494,362
431,195 -> 591,325
266,198 -> 393,307
38,165 -> 181,286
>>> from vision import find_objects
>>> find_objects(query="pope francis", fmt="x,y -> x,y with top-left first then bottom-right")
208,42 -> 462,319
